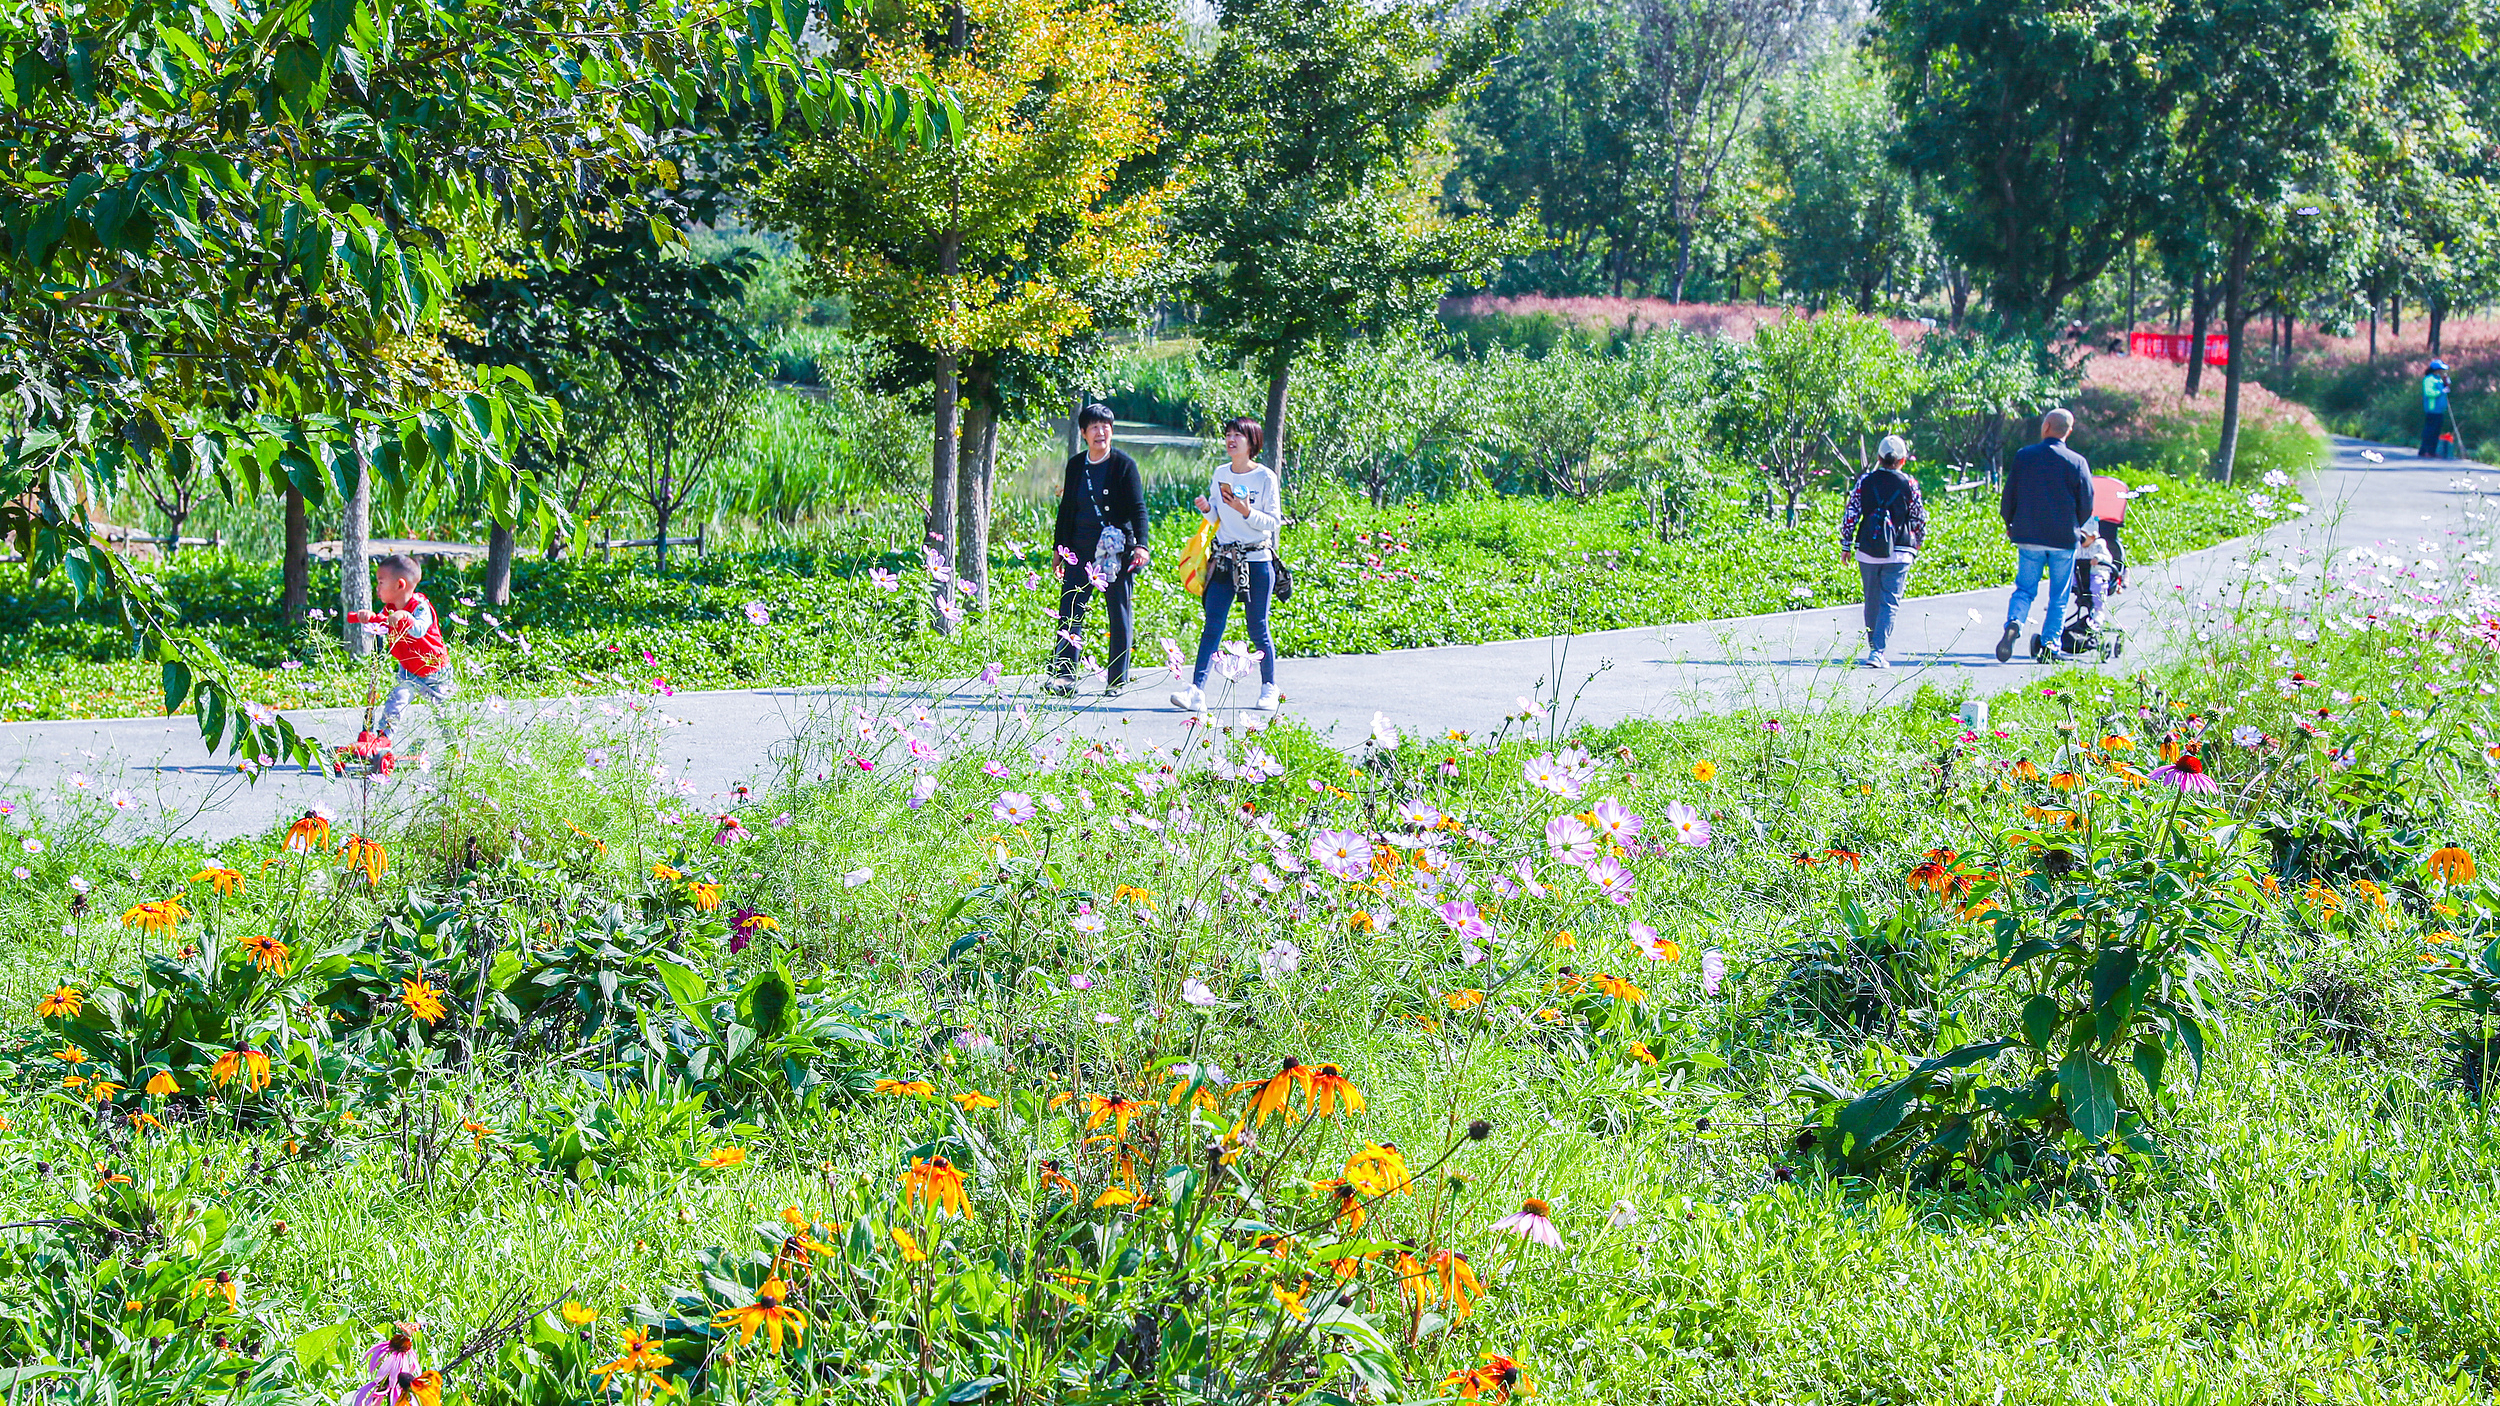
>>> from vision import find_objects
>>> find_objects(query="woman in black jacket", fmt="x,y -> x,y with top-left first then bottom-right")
1838,435 -> 1927,670
1046,403 -> 1151,696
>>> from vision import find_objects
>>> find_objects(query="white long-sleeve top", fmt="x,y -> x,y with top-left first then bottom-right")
1204,463 -> 1283,559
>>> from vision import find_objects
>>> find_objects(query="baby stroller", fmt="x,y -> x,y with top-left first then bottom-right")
2051,524 -> 2126,661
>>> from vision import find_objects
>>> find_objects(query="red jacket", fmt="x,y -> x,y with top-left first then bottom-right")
350,592 -> 450,676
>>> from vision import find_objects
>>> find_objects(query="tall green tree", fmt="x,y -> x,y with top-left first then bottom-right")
1178,0 -> 1539,474
1764,54 -> 1928,313
1878,0 -> 2171,327
0,0 -> 952,764
2158,0 -> 2364,481
757,0 -> 1173,632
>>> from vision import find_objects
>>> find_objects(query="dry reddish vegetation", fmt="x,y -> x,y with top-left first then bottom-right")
1441,294 -> 1934,343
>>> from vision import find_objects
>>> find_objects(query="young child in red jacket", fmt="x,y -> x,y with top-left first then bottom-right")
344,553 -> 457,740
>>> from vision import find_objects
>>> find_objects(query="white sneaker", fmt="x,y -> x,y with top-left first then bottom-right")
1255,684 -> 1282,711
1169,685 -> 1205,712
1863,653 -> 1889,670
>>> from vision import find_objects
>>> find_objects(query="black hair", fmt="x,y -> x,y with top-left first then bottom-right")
1077,403 -> 1117,431
1220,416 -> 1264,457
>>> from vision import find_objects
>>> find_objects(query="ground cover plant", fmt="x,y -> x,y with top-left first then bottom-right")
7,490 -> 2500,1402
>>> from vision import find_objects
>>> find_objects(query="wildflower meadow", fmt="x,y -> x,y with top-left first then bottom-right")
4,493 -> 2500,1404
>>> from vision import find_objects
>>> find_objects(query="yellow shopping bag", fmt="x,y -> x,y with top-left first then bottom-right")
1178,521 -> 1213,597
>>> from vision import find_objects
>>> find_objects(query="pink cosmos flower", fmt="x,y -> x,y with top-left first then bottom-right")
1513,858 -> 1548,897
1664,802 -> 1711,848
1071,908 -> 1107,935
1491,1199 -> 1564,1249
977,661 -> 1003,685
1700,948 -> 1727,997
1435,898 -> 1493,942
992,792 -> 1037,825
870,567 -> 899,592
1311,830 -> 1374,881
743,599 -> 770,625
1181,978 -> 1218,1007
1590,797 -> 1642,843
1585,855 -> 1635,905
1396,799 -> 1444,828
1523,753 -> 1582,800
982,760 -> 1009,779
1544,814 -> 1597,867
1629,921 -> 1675,961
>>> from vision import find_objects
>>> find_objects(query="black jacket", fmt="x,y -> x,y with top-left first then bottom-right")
1053,448 -> 1149,560
1842,466 -> 1927,557
2000,437 -> 2093,549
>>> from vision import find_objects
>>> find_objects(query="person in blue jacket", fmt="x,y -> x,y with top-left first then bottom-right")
1994,409 -> 2095,663
2421,359 -> 2451,458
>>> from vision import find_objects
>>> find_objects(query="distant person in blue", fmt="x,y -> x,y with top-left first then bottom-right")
1994,408 -> 2094,664
2421,359 -> 2451,458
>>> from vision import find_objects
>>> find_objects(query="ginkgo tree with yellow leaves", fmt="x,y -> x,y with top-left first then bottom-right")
757,0 -> 1177,632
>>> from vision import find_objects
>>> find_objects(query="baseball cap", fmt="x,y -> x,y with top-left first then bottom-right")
1877,435 -> 1909,462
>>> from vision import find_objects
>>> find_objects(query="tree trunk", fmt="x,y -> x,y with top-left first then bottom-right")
2429,295 -> 2446,357
2369,299 -> 2378,361
654,462 -> 674,575
282,487 -> 309,623
928,349 -> 960,635
2391,293 -> 2401,340
1066,392 -> 1082,459
1948,268 -> 1970,331
340,464 -> 372,655
162,506 -> 187,557
484,524 -> 515,607
1261,361 -> 1291,483
2185,276 -> 2214,397
2211,227 -> 2254,484
956,375 -> 995,618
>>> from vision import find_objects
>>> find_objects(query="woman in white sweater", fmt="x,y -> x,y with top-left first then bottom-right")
1171,417 -> 1283,712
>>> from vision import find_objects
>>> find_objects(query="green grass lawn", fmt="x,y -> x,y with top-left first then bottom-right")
4,508 -> 2497,1404
0,453 -> 2272,722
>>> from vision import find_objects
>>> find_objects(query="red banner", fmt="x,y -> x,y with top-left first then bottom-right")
2129,330 -> 2230,366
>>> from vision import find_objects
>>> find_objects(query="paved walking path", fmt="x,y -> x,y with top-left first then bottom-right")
4,437 -> 2490,843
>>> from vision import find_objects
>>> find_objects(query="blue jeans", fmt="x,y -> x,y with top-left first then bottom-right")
2006,545 -> 2074,645
376,664 -> 457,737
1859,561 -> 1909,654
1192,558 -> 1275,688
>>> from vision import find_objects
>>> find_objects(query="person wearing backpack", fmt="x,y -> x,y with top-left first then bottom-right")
1839,435 -> 1926,670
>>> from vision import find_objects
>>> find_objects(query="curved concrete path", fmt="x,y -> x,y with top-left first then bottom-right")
4,436 -> 2491,843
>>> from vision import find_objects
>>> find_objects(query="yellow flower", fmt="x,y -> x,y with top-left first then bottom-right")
191,866 -> 244,896
144,1071 -> 178,1096
686,881 -> 723,913
874,1078 -> 936,1098
711,1277 -> 807,1353
36,985 -> 84,1018
2430,846 -> 2477,885
1626,1041 -> 1658,1065
1550,930 -> 1576,949
400,977 -> 448,1025
1112,884 -> 1155,908
1347,910 -> 1377,933
903,1155 -> 971,1218
699,1146 -> 747,1171
1092,1186 -> 1137,1208
1084,1095 -> 1151,1140
652,864 -> 684,882
87,1079 -> 123,1104
51,1045 -> 85,1065
1271,1280 -> 1310,1320
1343,1142 -> 1413,1198
1444,988 -> 1486,1010
194,1271 -> 241,1309
1593,974 -> 1647,1003
951,1090 -> 1001,1111
891,1227 -> 926,1262
1692,760 -> 1718,783
561,1301 -> 597,1327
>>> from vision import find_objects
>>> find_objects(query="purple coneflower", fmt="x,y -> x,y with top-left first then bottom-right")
1491,1198 -> 1564,1249
2149,755 -> 2220,794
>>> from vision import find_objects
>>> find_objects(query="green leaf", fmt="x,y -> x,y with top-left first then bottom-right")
293,1323 -> 350,1372
161,660 -> 193,715
2019,993 -> 2062,1050
309,0 -> 356,55
653,957 -> 711,1032
1834,1076 -> 1919,1156
2056,1049 -> 2120,1142
2131,1035 -> 2167,1103
270,40 -> 322,120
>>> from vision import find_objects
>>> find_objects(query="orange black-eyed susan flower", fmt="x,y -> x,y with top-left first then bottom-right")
592,1326 -> 672,1388
2430,846 -> 2477,885
1824,848 -> 1862,869
191,866 -> 244,896
121,898 -> 189,935
285,813 -> 331,852
1240,1058 -> 1312,1126
651,864 -> 684,882
873,1078 -> 935,1098
194,1271 -> 240,1309
1084,1095 -> 1151,1140
1313,1177 -> 1367,1232
1344,1142 -> 1413,1198
238,933 -> 290,973
1306,1063 -> 1363,1118
1444,1352 -> 1533,1401
2011,758 -> 2042,782
686,881 -> 723,913
1444,989 -> 1487,1010
904,1155 -> 971,1219
85,1079 -> 122,1104
37,985 -> 82,1018
698,1146 -> 747,1170
951,1090 -> 1000,1111
1270,1278 -> 1311,1319
400,977 -> 448,1025
1592,974 -> 1646,1004
210,1048 -> 271,1091
340,835 -> 387,886
1430,1249 -> 1483,1317
1038,1159 -> 1077,1197
711,1277 -> 806,1352
144,1071 -> 178,1096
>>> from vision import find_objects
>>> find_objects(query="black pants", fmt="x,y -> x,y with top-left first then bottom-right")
1052,562 -> 1133,684
2424,410 -> 2446,458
